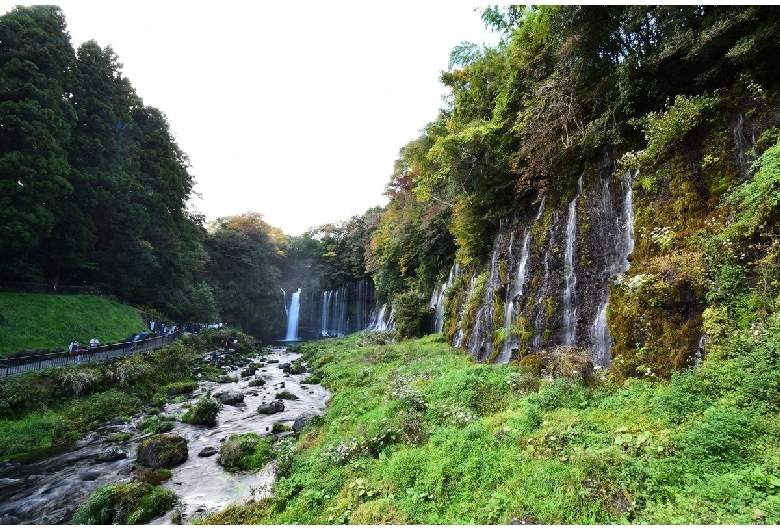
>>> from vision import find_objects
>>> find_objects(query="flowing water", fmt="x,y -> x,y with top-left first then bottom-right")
562,175 -> 583,346
285,288 -> 302,340
0,348 -> 330,525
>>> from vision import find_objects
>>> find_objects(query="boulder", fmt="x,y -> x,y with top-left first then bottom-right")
292,414 -> 319,433
198,446 -> 218,457
257,400 -> 285,415
136,433 -> 188,469
217,391 -> 245,405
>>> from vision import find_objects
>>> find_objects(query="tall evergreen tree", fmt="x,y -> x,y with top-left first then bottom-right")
0,5 -> 75,281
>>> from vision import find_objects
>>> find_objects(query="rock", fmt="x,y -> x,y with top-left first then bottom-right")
198,446 -> 218,457
257,400 -> 285,415
292,414 -> 319,433
137,433 -> 188,469
95,447 -> 127,462
79,471 -> 100,481
217,390 -> 245,405
108,417 -> 129,425
279,362 -> 291,371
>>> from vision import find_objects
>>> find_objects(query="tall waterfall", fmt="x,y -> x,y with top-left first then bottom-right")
562,175 -> 583,346
589,170 -> 636,367
319,277 -> 375,337
284,288 -> 301,341
468,223 -> 507,361
430,264 -> 459,335
498,198 -> 544,362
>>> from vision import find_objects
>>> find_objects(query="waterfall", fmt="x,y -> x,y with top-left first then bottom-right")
320,291 -> 331,336
498,197 -> 546,362
562,175 -> 583,346
319,278 -> 377,337
589,169 -> 636,367
285,288 -> 301,341
430,264 -> 459,335
468,224 -> 506,361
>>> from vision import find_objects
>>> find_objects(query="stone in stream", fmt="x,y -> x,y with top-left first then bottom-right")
216,390 -> 245,405
257,400 -> 285,415
198,446 -> 218,457
136,433 -> 188,469
95,447 -> 127,462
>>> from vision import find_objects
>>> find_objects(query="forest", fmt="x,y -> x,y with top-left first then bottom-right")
3,4 -> 780,373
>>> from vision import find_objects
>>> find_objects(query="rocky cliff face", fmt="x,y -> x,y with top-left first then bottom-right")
441,155 -> 643,368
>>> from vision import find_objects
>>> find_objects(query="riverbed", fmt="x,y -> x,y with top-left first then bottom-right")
0,347 -> 330,524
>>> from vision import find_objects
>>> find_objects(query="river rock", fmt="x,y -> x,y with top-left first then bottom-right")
137,433 -> 188,469
257,400 -> 285,415
198,446 -> 218,457
217,390 -> 245,405
95,447 -> 127,462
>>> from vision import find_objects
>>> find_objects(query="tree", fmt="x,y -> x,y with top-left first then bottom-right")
204,212 -> 287,339
0,5 -> 76,280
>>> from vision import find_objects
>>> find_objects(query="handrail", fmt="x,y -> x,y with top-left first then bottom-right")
0,332 -> 181,378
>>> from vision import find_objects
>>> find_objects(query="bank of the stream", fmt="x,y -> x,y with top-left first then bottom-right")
0,337 -> 331,524
201,330 -> 780,525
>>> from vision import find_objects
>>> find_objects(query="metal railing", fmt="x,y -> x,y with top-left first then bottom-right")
0,281 -> 97,295
0,332 -> 181,378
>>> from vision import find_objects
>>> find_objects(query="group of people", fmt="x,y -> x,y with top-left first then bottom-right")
67,337 -> 99,363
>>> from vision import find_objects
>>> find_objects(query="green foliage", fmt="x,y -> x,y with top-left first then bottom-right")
181,391 -> 221,426
629,95 -> 716,166
392,290 -> 432,339
218,433 -> 275,471
71,481 -> 177,525
195,333 -> 780,524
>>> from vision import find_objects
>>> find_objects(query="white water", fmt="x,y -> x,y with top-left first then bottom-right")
285,288 -> 301,341
562,175 -> 583,346
589,170 -> 636,367
430,264 -> 459,335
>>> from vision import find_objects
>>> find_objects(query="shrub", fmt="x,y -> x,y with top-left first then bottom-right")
218,433 -> 275,471
163,381 -> 198,396
71,482 -> 177,525
137,467 -> 172,485
393,290 -> 433,339
181,392 -> 221,426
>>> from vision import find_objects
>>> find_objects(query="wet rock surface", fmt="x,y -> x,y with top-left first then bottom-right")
136,433 -> 189,469
0,348 -> 330,525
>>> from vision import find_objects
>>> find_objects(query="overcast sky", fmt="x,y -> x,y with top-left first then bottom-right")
1,2 -> 500,236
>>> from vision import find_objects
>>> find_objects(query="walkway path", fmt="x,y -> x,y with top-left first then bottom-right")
0,333 -> 181,378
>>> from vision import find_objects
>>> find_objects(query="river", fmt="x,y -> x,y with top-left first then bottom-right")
0,347 -> 330,524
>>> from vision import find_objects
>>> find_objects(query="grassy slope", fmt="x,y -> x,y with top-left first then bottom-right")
203,330 -> 780,525
0,292 -> 146,356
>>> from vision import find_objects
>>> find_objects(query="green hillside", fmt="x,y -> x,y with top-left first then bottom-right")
203,332 -> 780,525
0,293 -> 146,356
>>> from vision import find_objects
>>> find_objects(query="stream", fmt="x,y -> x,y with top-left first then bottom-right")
0,347 -> 330,525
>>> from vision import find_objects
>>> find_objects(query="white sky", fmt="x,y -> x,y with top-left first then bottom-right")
1,2 -> 500,236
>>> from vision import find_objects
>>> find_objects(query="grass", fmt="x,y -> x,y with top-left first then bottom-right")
0,292 -> 146,356
199,328 -> 780,525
